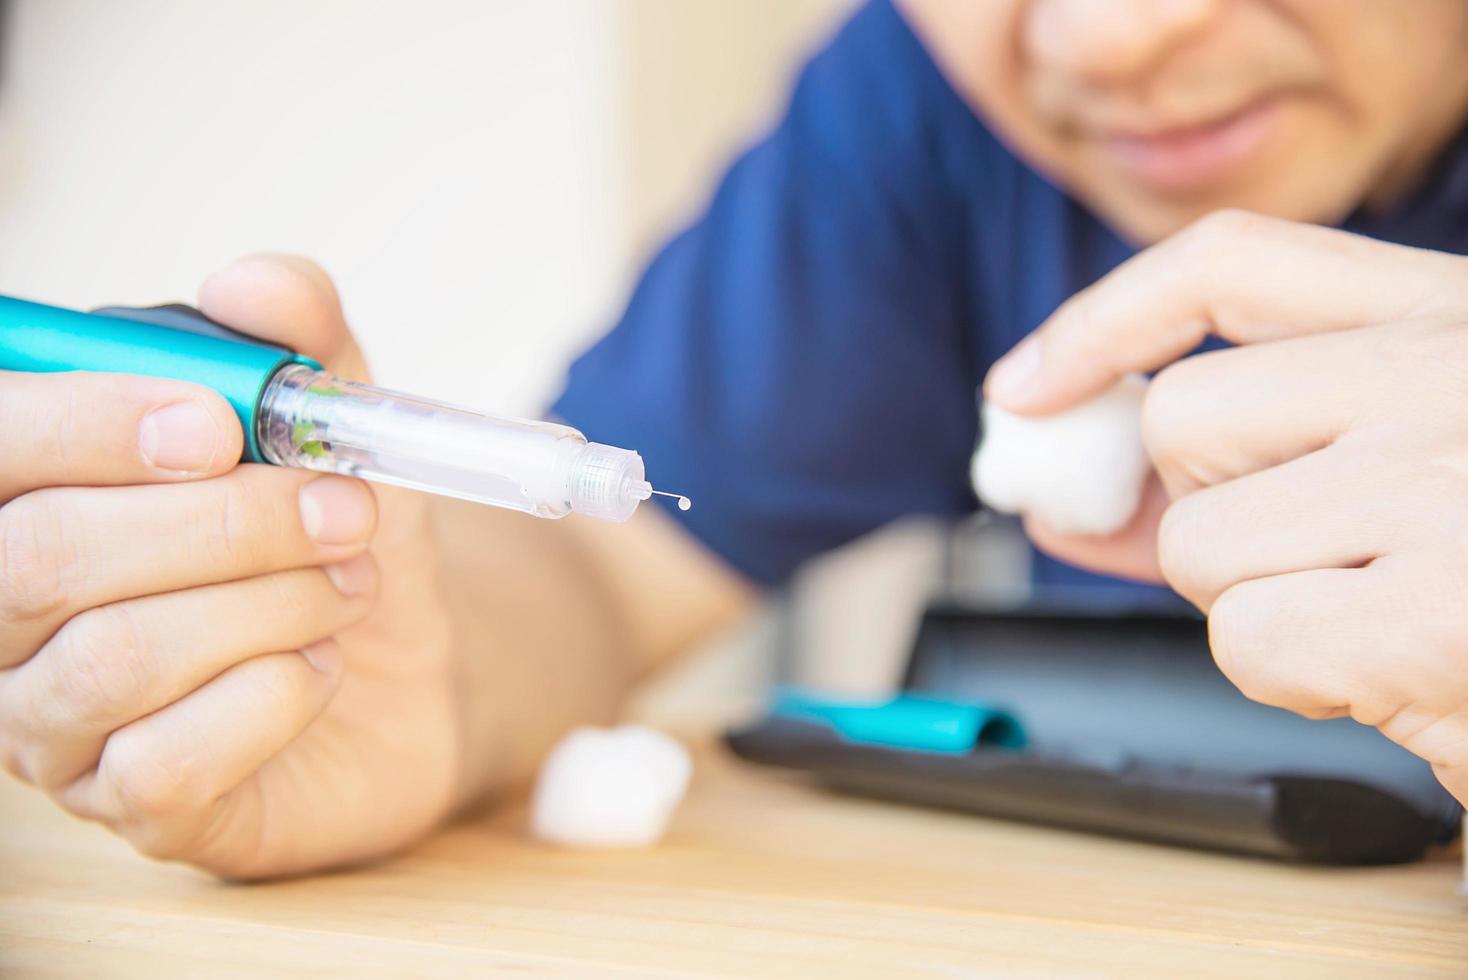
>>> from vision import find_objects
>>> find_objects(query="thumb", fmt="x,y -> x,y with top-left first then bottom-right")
1021,472 -> 1169,584
198,254 -> 369,380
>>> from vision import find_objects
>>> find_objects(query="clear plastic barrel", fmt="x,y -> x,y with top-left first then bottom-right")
257,364 -> 654,521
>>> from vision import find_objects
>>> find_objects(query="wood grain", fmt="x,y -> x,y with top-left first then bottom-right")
2,744 -> 1465,978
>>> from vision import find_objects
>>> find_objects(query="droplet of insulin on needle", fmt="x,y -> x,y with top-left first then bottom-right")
651,489 -> 692,511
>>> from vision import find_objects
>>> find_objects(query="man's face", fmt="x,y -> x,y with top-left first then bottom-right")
902,0 -> 1468,243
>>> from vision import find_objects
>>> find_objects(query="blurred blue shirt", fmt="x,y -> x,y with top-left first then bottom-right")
553,0 -> 1468,591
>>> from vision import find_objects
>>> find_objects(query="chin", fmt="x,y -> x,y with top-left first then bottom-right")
1061,128 -> 1374,245
1070,166 -> 1366,246
1060,176 -> 1226,244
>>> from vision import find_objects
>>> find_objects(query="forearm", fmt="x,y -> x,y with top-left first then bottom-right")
432,497 -> 633,808
431,494 -> 757,810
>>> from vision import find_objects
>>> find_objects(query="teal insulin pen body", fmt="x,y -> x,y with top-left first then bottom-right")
0,294 -> 667,522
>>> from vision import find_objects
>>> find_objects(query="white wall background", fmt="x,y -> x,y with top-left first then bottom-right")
0,0 -> 847,415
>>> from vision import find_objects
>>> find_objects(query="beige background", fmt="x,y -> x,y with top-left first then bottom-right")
0,0 -> 849,414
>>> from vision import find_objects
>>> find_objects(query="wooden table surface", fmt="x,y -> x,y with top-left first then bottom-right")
2,743 -> 1465,978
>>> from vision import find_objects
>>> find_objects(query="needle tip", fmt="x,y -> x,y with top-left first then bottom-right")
650,489 -> 692,511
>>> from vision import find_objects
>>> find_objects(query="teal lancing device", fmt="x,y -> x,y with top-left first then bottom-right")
0,295 -> 319,462
773,687 -> 1027,754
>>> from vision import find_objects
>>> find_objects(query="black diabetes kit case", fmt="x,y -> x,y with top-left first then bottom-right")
727,603 -> 1463,864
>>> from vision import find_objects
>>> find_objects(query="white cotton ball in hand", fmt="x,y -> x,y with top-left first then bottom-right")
530,725 -> 693,848
972,374 -> 1150,537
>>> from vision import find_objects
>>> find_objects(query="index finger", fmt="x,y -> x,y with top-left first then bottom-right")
984,210 -> 1468,415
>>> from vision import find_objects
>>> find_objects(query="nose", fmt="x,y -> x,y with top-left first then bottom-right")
1024,0 -> 1222,84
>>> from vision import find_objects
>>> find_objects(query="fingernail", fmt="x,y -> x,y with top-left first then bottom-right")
299,476 -> 375,546
300,639 -> 342,675
139,401 -> 223,473
985,335 -> 1043,405
324,554 -> 377,598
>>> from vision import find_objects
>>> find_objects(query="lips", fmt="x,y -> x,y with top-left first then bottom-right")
1099,98 -> 1282,193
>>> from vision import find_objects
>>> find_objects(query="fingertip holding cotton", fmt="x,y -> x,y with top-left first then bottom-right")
972,375 -> 1150,537
530,725 -> 693,848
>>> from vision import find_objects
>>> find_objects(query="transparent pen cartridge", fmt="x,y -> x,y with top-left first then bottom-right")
258,364 -> 671,521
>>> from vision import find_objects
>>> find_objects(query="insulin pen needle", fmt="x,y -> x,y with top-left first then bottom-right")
650,489 -> 693,511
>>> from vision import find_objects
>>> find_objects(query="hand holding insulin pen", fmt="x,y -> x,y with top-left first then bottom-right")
0,295 -> 689,522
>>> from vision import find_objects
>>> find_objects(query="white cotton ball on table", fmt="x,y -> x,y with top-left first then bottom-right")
530,725 -> 692,848
972,374 -> 1150,537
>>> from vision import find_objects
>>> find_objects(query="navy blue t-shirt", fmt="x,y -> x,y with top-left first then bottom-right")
554,0 -> 1468,590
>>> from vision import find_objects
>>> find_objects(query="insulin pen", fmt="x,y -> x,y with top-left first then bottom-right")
0,295 -> 689,522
